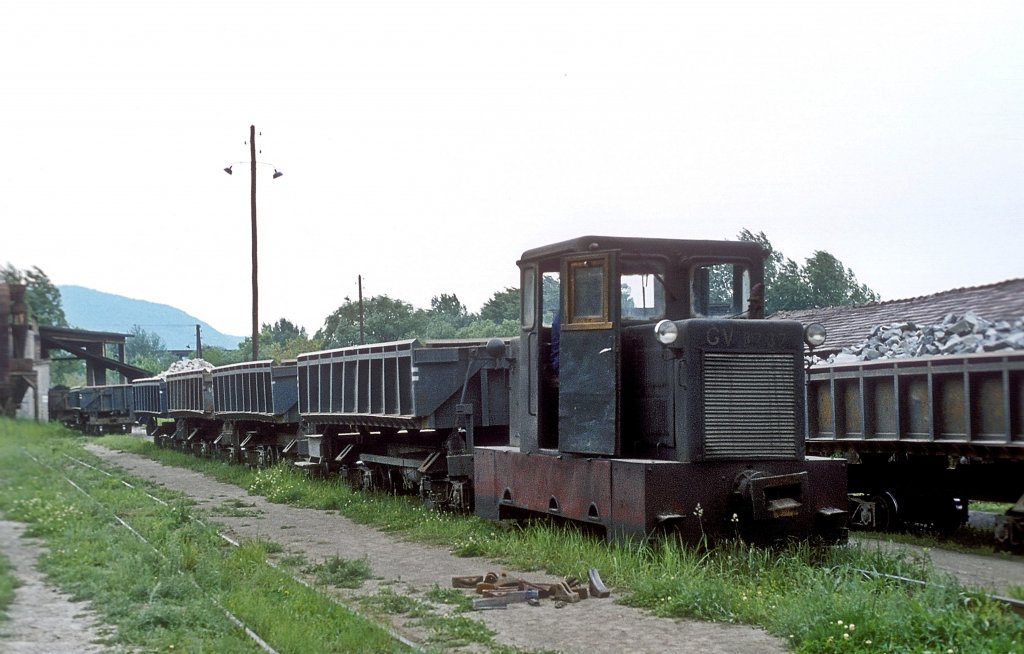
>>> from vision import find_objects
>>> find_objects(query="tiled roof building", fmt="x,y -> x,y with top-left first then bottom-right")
770,278 -> 1024,355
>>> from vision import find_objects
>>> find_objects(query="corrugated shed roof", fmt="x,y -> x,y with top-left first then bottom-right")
770,278 -> 1024,354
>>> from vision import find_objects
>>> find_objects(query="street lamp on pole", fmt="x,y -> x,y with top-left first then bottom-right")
224,125 -> 282,361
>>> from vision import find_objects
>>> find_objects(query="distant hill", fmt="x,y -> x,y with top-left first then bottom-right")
59,285 -> 245,350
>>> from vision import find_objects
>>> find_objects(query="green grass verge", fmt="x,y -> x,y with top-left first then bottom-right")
0,548 -> 17,622
304,555 -> 374,588
0,419 -> 409,653
94,431 -> 1024,653
972,502 -> 1014,513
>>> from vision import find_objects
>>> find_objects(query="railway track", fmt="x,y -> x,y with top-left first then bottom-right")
56,450 -> 1024,623
28,450 -> 426,654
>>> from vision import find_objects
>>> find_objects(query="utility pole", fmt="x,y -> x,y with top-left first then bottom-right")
224,125 -> 281,362
250,125 -> 259,361
358,274 -> 365,345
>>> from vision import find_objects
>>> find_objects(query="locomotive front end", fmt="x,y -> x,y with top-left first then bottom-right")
641,317 -> 848,543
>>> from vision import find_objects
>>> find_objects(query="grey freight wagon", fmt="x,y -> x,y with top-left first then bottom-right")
295,338 -> 510,509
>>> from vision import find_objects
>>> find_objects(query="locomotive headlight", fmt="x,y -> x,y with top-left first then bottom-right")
804,322 -> 827,349
654,319 -> 679,345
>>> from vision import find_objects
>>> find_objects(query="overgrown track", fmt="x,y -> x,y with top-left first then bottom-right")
39,450 -> 425,653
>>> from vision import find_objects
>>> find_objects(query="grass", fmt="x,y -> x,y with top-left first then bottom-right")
0,548 -> 17,622
972,501 -> 1014,513
856,523 -> 1011,557
303,555 -> 374,588
0,419 -> 410,653
209,498 -> 264,518
84,429 -> 1024,652
358,587 -> 499,650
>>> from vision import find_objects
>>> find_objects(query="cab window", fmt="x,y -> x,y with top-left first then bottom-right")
521,267 -> 536,329
692,262 -> 751,317
620,259 -> 665,321
567,257 -> 609,325
541,272 -> 560,327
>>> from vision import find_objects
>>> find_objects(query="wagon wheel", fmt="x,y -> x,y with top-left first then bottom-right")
870,492 -> 899,530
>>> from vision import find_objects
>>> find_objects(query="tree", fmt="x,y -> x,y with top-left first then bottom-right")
1,264 -> 68,327
125,325 -> 177,375
737,230 -> 879,313
479,287 -> 519,324
200,346 -> 247,367
316,295 -> 424,348
3,264 -> 76,384
802,251 -> 879,308
429,293 -> 468,322
238,318 -> 320,361
415,293 -> 471,339
456,319 -> 518,338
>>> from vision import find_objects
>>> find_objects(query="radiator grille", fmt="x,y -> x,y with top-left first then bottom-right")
703,352 -> 798,460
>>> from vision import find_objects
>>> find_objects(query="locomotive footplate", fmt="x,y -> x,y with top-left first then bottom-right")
474,446 -> 848,544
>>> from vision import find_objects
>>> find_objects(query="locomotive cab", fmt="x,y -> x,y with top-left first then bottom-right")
514,236 -> 766,458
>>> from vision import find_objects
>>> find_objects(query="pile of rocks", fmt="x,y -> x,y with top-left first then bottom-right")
156,358 -> 215,378
814,312 -> 1024,366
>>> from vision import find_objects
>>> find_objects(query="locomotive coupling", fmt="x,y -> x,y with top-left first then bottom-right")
732,469 -> 807,520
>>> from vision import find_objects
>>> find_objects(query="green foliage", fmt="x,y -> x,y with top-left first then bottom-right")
3,264 -> 79,384
738,229 -> 880,313
248,463 -> 308,504
1,264 -> 68,327
430,293 -> 469,323
198,345 -> 248,366
304,555 -> 373,588
237,318 -> 321,362
0,421 -> 409,653
479,287 -> 520,324
316,290 -> 518,349
456,318 -> 519,339
0,548 -> 17,622
125,325 -> 178,374
316,295 -> 421,348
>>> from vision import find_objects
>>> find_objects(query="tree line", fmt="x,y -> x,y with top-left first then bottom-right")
4,230 -> 878,379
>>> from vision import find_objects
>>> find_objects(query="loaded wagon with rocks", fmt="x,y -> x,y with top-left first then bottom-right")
151,359 -> 303,466
775,287 -> 1024,549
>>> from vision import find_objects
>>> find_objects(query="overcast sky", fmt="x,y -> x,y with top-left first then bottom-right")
3,1 -> 1021,338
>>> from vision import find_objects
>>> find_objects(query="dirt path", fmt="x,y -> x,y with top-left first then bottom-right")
85,444 -> 787,654
0,519 -> 107,654
852,536 -> 1024,596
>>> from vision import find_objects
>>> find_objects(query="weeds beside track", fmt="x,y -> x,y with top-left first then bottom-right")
0,420 -> 410,653
96,430 -> 1024,654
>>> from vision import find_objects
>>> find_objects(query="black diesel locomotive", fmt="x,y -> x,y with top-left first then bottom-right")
80,236 -> 851,543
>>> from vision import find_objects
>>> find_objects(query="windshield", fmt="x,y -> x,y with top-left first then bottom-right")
691,262 -> 751,318
620,258 -> 666,321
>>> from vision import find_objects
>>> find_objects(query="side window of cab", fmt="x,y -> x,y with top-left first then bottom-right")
566,256 -> 610,328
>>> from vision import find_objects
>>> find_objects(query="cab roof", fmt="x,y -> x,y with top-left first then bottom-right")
518,235 -> 768,266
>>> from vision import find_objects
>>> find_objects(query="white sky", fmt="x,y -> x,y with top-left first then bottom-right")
3,1 -> 1022,337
